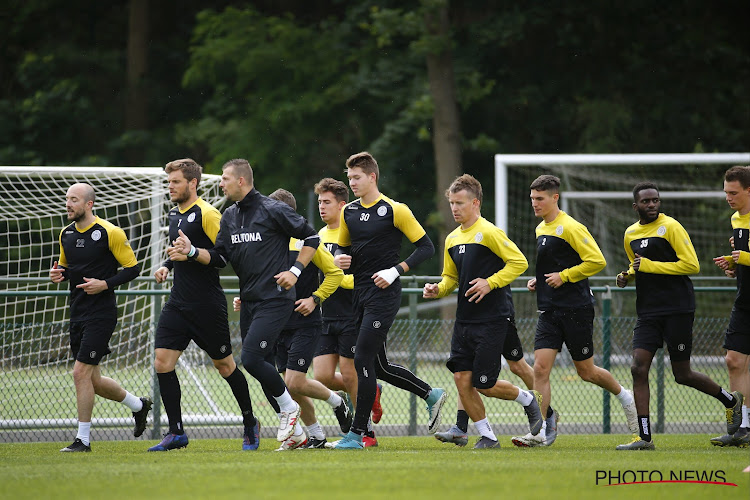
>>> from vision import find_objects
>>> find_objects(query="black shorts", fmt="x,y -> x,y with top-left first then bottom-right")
155,301 -> 232,360
534,307 -> 595,361
503,318 -> 524,362
240,298 -> 294,360
275,324 -> 322,373
353,285 -> 401,340
447,319 -> 510,389
724,306 -> 750,355
315,318 -> 358,359
633,313 -> 694,362
70,318 -> 116,365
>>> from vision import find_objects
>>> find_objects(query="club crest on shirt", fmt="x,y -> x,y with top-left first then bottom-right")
187,213 -> 196,223
657,225 -> 666,236
91,230 -> 101,241
474,232 -> 483,243
555,225 -> 564,236
295,239 -> 304,250
377,206 -> 387,217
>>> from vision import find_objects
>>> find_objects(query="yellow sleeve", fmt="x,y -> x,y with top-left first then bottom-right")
559,223 -> 606,283
311,245 -> 344,302
621,232 -> 636,282
484,229 -> 528,289
58,229 -> 68,267
638,221 -> 700,275
108,226 -> 138,268
393,202 -> 427,243
201,205 -> 221,244
738,251 -> 750,267
436,240 -> 459,298
337,206 -> 351,247
340,274 -> 354,289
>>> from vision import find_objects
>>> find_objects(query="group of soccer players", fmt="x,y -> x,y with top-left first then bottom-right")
51,155 -> 749,452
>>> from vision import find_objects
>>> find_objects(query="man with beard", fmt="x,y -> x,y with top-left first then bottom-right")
615,182 -> 742,450
50,182 -> 151,452
149,159 -> 259,452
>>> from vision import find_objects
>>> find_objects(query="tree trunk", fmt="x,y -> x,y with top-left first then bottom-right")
125,0 -> 149,164
424,2 -> 462,319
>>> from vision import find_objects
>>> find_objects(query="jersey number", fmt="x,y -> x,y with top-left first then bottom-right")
541,237 -> 546,246
326,243 -> 333,252
360,213 -> 370,222
177,218 -> 182,227
740,229 -> 744,239
458,245 -> 465,254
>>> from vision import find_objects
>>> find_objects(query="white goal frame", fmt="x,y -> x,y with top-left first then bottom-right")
494,153 -> 750,232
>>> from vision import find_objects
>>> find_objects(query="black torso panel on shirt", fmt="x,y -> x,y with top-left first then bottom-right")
733,221 -> 750,310
319,238 -> 353,320
535,234 -> 592,310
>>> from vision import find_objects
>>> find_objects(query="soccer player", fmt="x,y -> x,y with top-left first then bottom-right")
332,152 -> 446,449
266,188 -> 350,450
711,165 -> 750,447
149,159 -> 259,452
614,182 -> 743,450
173,159 -> 320,446
423,174 -> 543,448
512,174 -> 638,447
50,183 -> 151,452
313,177 -> 382,447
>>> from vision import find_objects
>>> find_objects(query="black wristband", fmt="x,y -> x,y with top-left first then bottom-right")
312,294 -> 321,305
395,264 -> 405,275
293,261 -> 305,272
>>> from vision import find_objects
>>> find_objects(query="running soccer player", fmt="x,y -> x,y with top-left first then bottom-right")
50,183 -> 151,452
512,174 -> 638,447
313,177 -> 382,447
332,152 -> 446,449
267,188 -> 350,450
423,174 -> 543,448
615,182 -> 742,450
149,159 -> 259,452
173,159 -> 320,446
711,165 -> 750,447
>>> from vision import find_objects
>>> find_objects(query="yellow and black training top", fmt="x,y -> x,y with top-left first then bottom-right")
338,194 -> 426,288
724,211 -> 750,311
284,236 -> 343,328
318,225 -> 354,320
163,197 -> 224,305
435,217 -> 527,322
534,211 -> 605,310
621,213 -> 699,317
58,216 -> 139,321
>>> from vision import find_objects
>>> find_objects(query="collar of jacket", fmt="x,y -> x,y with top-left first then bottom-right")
237,188 -> 260,208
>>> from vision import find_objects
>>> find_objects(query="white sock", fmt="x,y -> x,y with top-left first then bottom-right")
742,405 -> 749,428
76,421 -> 91,446
326,391 -> 343,408
515,388 -> 533,406
120,392 -> 143,412
367,417 -> 373,433
474,418 -> 497,441
292,421 -> 304,437
275,390 -> 297,413
615,386 -> 633,406
307,421 -> 325,440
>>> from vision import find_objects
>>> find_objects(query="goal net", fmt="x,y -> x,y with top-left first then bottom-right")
0,167 -> 227,440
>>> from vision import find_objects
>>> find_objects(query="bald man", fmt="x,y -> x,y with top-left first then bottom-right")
50,183 -> 151,452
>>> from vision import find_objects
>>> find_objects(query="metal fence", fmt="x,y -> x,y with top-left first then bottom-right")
0,279 -> 738,444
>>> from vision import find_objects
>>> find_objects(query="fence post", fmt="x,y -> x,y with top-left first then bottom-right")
601,287 -> 612,434
655,348 -> 665,433
408,278 -> 419,436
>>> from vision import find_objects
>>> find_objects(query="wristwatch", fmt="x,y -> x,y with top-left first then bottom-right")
312,294 -> 321,306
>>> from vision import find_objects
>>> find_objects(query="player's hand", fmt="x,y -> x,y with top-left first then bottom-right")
334,254 -> 352,270
633,253 -> 642,271
466,278 -> 491,303
166,245 -> 188,261
725,269 -> 736,278
616,272 -> 628,288
730,236 -> 735,249
732,250 -> 741,263
423,283 -> 439,299
172,229 -> 192,255
372,267 -> 399,289
154,266 -> 170,283
544,272 -> 563,289
232,297 -> 241,312
713,255 -> 731,270
76,277 -> 108,295
527,278 -> 536,292
294,297 -> 316,316
274,271 -> 297,290
49,261 -> 65,283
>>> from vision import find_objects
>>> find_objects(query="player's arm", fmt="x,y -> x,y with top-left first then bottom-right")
271,203 -> 320,289
77,227 -> 140,295
334,206 -> 352,269
638,222 -> 700,275
485,231 -> 528,289
558,224 -> 607,283
376,203 -> 434,288
50,232 -> 68,283
203,213 -> 230,268
170,207 -> 224,267
295,246 -> 344,316
616,232 -> 636,287
424,241 -> 458,299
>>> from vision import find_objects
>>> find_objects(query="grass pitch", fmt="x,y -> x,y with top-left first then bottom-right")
1,434 -> 747,500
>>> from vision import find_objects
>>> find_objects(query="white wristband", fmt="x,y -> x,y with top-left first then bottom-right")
187,245 -> 197,258
289,265 -> 302,277
377,267 -> 400,285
